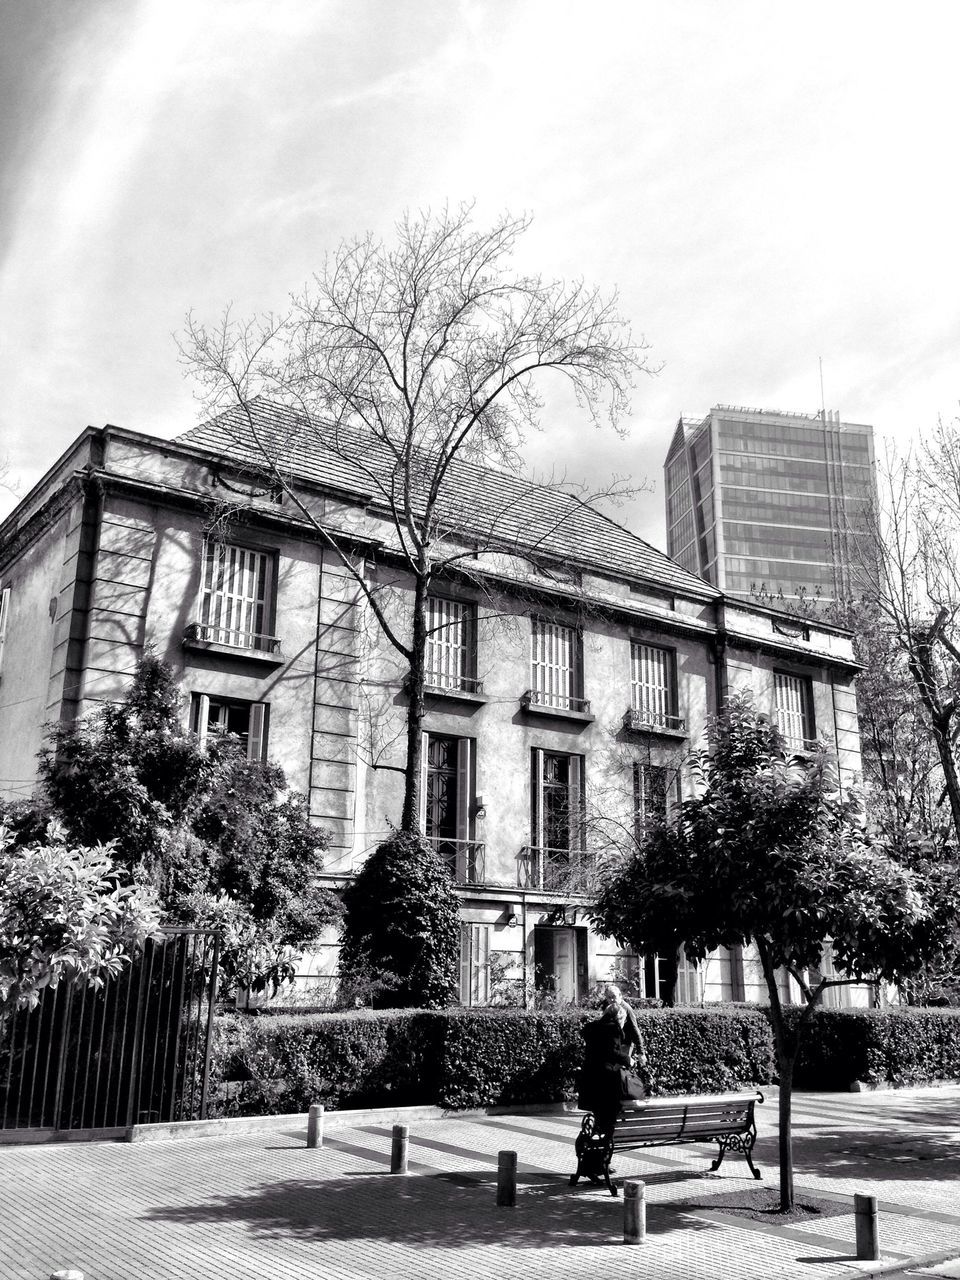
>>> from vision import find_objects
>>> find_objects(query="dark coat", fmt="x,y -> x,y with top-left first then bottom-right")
576,1007 -> 647,1128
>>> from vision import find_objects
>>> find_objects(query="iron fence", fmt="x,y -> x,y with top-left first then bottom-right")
0,927 -> 219,1136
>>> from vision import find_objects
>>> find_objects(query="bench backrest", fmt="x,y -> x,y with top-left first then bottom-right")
611,1094 -> 758,1146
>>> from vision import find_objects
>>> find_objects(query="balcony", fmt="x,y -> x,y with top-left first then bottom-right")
420,672 -> 487,704
427,837 -> 486,885
622,707 -> 687,738
518,845 -> 598,895
183,622 -> 284,666
520,689 -> 594,723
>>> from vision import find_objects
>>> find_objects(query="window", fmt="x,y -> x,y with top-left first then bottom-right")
633,762 -> 674,834
0,585 -> 9,676
421,733 -> 481,883
460,923 -> 491,1006
630,642 -> 680,730
774,671 -> 815,750
529,618 -> 586,712
526,749 -> 588,891
424,596 -> 478,692
198,542 -> 275,652
192,694 -> 268,762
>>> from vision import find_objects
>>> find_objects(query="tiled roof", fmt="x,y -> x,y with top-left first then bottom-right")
176,400 -> 718,598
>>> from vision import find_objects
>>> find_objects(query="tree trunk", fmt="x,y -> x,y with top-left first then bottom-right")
756,937 -> 798,1211
776,1050 -> 796,1210
400,571 -> 428,833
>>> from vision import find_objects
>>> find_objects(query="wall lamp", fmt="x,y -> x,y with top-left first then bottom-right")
474,794 -> 487,820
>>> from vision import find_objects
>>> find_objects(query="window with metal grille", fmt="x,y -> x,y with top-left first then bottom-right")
530,619 -> 582,710
774,671 -> 815,750
191,694 -> 268,763
199,543 -> 272,651
424,597 -> 476,691
420,733 -> 482,884
630,642 -> 677,727
527,750 -> 586,893
633,762 -> 672,834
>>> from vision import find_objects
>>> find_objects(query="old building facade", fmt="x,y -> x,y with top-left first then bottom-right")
0,412 -> 865,1006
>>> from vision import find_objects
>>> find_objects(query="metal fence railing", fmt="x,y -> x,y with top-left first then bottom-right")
0,928 -> 220,1136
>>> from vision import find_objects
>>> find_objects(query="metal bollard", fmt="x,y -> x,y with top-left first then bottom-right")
390,1123 -> 409,1174
307,1103 -> 324,1149
854,1192 -> 879,1260
496,1149 -> 517,1206
623,1179 -> 646,1244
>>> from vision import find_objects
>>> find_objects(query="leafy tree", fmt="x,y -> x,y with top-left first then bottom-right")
181,204 -> 646,832
338,830 -> 460,1008
0,824 -> 161,1014
590,694 -> 960,1210
15,654 -> 338,993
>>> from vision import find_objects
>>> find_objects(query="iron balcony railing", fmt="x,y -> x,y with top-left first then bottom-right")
520,689 -> 592,715
518,845 -> 598,895
427,837 -> 486,885
423,672 -> 485,695
622,707 -> 686,733
184,622 -> 282,656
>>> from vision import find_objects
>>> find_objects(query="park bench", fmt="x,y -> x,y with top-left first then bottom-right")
570,1089 -> 765,1196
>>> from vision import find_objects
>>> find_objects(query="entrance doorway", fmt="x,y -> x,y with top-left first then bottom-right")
534,925 -> 588,1002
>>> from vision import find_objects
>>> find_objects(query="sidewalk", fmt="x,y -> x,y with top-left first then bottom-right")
3,1085 -> 959,1280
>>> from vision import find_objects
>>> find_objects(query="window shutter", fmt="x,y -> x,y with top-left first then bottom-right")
459,924 -> 471,1004
568,754 -> 584,849
0,586 -> 9,672
248,702 -> 267,762
196,694 -> 211,750
419,731 -> 430,830
531,748 -> 544,848
456,737 -> 472,841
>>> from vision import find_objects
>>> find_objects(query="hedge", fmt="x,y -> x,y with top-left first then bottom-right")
205,1005 -> 777,1117
794,1007 -> 960,1089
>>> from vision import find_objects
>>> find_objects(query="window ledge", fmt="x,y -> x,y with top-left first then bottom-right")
622,709 -> 687,739
183,630 -> 285,668
423,684 -> 488,706
519,692 -> 595,725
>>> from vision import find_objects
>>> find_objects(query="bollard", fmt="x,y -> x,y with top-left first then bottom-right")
390,1123 -> 409,1174
623,1179 -> 646,1244
307,1103 -> 324,1149
854,1192 -> 879,1260
496,1149 -> 517,1207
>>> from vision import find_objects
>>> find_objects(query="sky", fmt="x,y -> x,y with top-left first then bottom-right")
1,0 -> 959,549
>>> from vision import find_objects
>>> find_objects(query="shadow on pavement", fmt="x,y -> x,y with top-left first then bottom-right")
756,1127 -> 960,1183
140,1170 -> 719,1249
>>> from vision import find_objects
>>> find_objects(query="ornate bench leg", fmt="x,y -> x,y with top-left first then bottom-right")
709,1130 -> 762,1180
571,1113 -> 600,1187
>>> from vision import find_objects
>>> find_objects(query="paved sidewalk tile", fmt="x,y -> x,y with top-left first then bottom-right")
2,1086 -> 959,1280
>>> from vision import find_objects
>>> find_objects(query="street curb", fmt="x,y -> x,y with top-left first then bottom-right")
126,1099 -> 571,1143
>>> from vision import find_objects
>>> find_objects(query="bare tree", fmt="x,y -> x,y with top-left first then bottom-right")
180,205 -> 649,832
864,433 -> 960,845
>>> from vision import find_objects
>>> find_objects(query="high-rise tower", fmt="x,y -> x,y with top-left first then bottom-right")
664,405 -> 878,603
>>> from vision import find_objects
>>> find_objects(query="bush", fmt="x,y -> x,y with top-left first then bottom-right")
204,1004 -> 777,1117
338,831 -> 460,1008
794,1006 -> 960,1088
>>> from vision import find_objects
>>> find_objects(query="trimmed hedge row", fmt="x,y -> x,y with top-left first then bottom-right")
794,1007 -> 960,1089
206,1005 -> 776,1117
206,1005 -> 960,1119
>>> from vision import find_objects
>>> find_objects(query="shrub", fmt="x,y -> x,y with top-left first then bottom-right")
338,831 -> 460,1008
204,1004 -> 777,1117
0,824 -> 161,1013
794,1006 -> 960,1088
